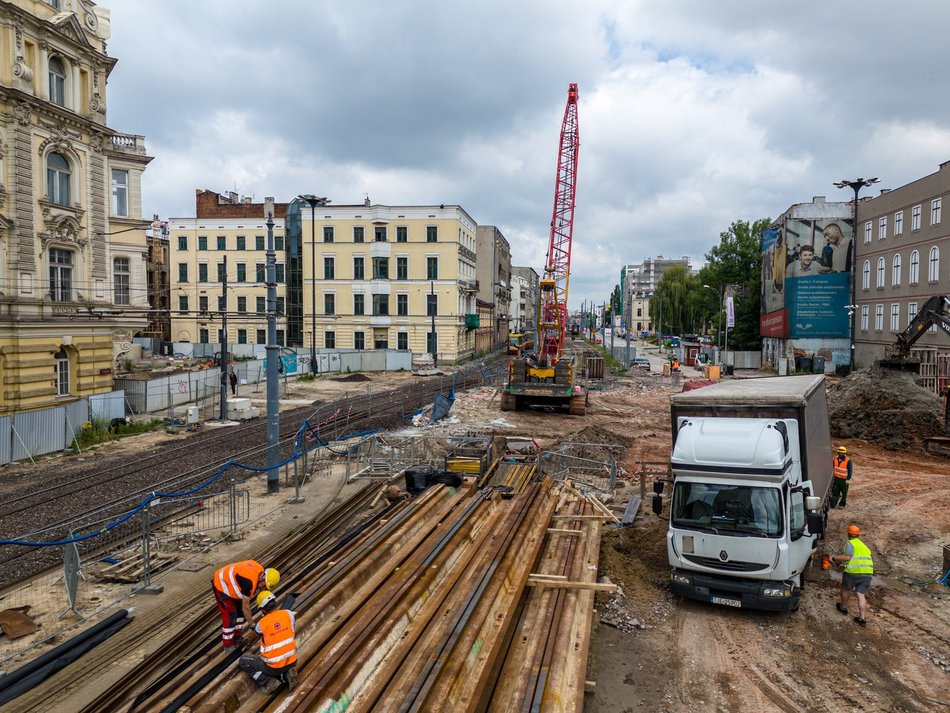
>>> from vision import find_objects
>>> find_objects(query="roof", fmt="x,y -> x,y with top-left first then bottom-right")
670,375 -> 825,408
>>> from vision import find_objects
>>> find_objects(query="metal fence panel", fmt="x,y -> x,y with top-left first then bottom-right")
89,390 -> 126,420
64,399 -> 89,446
0,415 -> 10,465
385,351 -> 413,371
12,406 -> 66,461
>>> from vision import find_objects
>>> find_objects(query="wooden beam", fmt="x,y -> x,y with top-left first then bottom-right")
547,528 -> 583,535
525,576 -> 617,592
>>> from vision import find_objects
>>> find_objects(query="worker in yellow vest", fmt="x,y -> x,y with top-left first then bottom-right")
212,560 -> 279,647
832,524 -> 874,626
239,590 -> 299,694
829,446 -> 852,508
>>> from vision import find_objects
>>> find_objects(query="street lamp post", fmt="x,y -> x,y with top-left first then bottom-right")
833,177 -> 879,372
219,255 -> 229,420
299,194 -> 329,375
264,198 -> 280,493
703,284 -> 723,363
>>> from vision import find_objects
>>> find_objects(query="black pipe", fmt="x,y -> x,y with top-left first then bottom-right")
158,649 -> 244,713
127,635 -> 222,712
0,611 -> 132,705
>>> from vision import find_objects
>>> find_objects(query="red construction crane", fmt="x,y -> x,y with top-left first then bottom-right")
538,83 -> 580,363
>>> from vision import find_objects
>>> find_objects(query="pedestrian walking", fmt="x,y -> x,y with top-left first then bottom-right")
229,369 -> 238,396
239,590 -> 299,694
212,560 -> 279,647
829,446 -> 852,508
832,524 -> 874,626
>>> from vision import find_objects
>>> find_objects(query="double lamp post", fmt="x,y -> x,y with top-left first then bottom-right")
298,194 -> 330,374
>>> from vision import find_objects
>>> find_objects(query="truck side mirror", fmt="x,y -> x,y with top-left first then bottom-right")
807,512 -> 824,535
653,480 -> 665,494
652,493 -> 663,515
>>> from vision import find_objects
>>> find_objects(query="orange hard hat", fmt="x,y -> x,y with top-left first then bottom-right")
847,524 -> 860,536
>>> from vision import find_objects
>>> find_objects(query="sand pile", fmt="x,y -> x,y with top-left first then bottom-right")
828,365 -> 943,450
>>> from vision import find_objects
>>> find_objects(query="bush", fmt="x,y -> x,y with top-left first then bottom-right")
70,417 -> 163,452
297,373 -> 315,382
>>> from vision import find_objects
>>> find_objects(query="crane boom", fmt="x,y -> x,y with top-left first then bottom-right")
538,83 -> 580,362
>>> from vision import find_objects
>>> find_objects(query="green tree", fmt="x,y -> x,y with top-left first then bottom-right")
650,265 -> 701,336
697,218 -> 771,351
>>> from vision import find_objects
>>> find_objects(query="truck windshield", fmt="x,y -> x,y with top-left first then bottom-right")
671,482 -> 782,537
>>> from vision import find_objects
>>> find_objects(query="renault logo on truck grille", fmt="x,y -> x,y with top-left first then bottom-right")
719,550 -> 729,561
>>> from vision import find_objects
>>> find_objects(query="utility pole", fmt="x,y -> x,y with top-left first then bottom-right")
219,255 -> 228,421
299,194 -> 329,374
429,280 -> 437,365
264,198 -> 280,493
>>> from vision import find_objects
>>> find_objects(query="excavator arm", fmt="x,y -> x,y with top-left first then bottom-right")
892,295 -> 950,359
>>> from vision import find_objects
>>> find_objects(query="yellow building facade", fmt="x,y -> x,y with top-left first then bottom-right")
0,0 -> 152,414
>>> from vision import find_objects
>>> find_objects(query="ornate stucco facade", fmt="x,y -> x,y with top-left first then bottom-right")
0,0 -> 152,414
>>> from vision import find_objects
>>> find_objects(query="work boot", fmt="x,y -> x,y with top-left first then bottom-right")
286,667 -> 299,692
261,677 -> 282,695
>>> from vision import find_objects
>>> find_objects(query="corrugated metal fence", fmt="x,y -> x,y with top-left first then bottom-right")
0,390 -> 126,466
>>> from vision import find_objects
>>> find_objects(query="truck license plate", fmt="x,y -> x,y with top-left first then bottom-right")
711,596 -> 741,608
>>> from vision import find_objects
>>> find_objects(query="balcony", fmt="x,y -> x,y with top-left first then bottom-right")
458,279 -> 479,293
109,132 -> 148,155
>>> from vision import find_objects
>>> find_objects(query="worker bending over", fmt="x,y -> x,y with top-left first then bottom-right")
239,590 -> 299,694
212,559 -> 279,647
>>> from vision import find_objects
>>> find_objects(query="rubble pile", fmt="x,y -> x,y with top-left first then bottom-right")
828,365 -> 943,450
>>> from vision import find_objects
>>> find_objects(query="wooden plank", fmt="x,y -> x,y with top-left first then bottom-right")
527,573 -> 568,581
525,577 -> 617,592
551,514 -> 612,520
622,495 -> 641,525
547,528 -> 583,535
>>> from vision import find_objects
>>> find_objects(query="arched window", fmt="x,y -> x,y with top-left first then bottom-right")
892,254 -> 901,286
929,246 -> 940,282
49,56 -> 66,107
910,250 -> 920,284
876,257 -> 885,288
47,152 -> 70,205
862,260 -> 870,290
54,347 -> 70,397
114,257 -> 130,305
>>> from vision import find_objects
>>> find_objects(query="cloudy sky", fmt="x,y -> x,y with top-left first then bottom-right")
103,1 -> 950,308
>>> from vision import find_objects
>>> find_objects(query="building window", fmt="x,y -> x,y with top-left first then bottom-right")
217,295 -> 226,312
353,257 -> 364,280
354,293 -> 364,315
910,250 -> 920,284
111,169 -> 129,217
861,260 -> 870,290
929,246 -> 940,281
236,235 -> 246,250
396,226 -> 408,243
890,303 -> 900,332
323,226 -> 334,243
878,216 -> 887,240
427,293 -> 438,316
353,226 -> 364,243
875,304 -> 884,331
275,235 -> 285,250
178,235 -> 188,251
354,331 -> 365,350
932,197 -> 942,225
373,257 -> 389,279
178,295 -> 188,313
45,0 -> 62,9
908,302 -> 918,327
397,257 -> 408,280
324,293 -> 335,315
113,257 -> 130,305
256,329 -> 266,343
47,152 -> 70,205
178,263 -> 188,282
426,226 -> 438,243
236,263 -> 247,282
426,331 -> 438,357
275,264 -> 285,283
891,254 -> 901,286
54,347 -> 70,396
199,295 -> 208,312
217,262 -> 226,282
397,293 -> 408,316
196,264 -> 207,283
198,236 -> 208,250
860,305 -> 869,332
912,205 -> 921,230
374,226 -> 387,242
256,263 -> 265,282
324,331 -> 335,349
256,296 -> 265,313
374,334 -> 388,349
373,294 -> 389,316
200,329 -> 210,344
49,248 -> 73,301
235,329 -> 246,344
863,221 -> 872,244
894,211 -> 903,235
49,56 -> 66,107
426,257 -> 438,280
214,236 -> 224,250
876,257 -> 885,288
324,257 -> 335,279
276,329 -> 285,346
397,332 -> 408,350
237,296 -> 247,313
275,297 -> 285,315
256,235 -> 265,250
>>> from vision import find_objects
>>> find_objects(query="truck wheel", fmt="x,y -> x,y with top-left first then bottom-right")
500,393 -> 515,411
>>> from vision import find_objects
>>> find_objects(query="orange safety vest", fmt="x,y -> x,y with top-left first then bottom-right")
259,610 -> 297,668
213,560 -> 263,600
833,456 -> 850,480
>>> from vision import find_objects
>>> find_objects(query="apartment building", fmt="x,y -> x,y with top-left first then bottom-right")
853,162 -> 950,382
0,0 -> 152,414
475,226 -> 511,351
510,266 -> 539,333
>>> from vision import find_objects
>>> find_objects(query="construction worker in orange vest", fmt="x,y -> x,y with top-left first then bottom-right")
829,446 -> 852,509
239,590 -> 299,694
212,560 -> 279,647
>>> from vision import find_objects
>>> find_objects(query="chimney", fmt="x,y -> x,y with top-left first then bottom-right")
364,194 -> 371,206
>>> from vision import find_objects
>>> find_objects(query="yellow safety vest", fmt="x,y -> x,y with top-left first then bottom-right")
844,537 -> 873,575
833,456 -> 850,480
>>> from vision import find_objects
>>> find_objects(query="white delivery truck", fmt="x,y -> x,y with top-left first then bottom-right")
654,375 -> 832,611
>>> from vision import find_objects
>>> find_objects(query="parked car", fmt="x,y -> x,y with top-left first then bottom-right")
633,356 -> 651,370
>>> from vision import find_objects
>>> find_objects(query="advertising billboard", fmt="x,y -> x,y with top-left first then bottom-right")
760,227 -> 788,336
